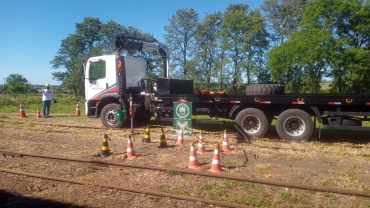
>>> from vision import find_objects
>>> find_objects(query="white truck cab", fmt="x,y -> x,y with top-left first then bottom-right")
84,55 -> 146,115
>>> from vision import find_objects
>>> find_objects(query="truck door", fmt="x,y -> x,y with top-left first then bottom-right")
85,59 -> 109,101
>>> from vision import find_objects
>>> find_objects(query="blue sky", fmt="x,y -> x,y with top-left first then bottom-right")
0,0 -> 263,85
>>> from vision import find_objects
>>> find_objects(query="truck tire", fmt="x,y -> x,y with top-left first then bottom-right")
100,103 -> 125,128
276,109 -> 313,141
235,108 -> 268,138
246,84 -> 285,95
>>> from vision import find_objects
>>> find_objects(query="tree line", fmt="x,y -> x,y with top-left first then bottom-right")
46,0 -> 370,95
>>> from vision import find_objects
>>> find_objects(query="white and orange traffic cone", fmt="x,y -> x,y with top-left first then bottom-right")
176,126 -> 184,145
196,130 -> 206,154
187,142 -> 200,169
208,144 -> 222,173
36,108 -> 41,119
19,102 -> 26,118
126,135 -> 136,157
75,102 -> 81,116
222,129 -> 231,152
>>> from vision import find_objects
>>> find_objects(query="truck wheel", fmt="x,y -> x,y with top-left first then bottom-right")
246,84 -> 285,95
276,109 -> 313,141
100,104 -> 125,128
235,108 -> 268,138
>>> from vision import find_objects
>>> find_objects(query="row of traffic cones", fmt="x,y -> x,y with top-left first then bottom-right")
101,133 -> 224,173
101,127 -> 168,158
17,102 -> 81,118
177,128 -> 232,152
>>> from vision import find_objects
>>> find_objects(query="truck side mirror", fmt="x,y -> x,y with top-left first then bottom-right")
80,61 -> 86,77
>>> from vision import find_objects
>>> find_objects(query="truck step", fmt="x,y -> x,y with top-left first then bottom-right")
322,125 -> 370,130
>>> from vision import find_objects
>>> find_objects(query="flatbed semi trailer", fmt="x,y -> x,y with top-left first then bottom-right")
150,82 -> 370,141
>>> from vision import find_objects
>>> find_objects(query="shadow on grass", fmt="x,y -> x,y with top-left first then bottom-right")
0,190 -> 86,208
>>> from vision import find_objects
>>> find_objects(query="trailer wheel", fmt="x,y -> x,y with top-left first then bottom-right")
276,109 -> 313,141
100,103 -> 125,128
246,84 -> 285,95
235,108 -> 268,138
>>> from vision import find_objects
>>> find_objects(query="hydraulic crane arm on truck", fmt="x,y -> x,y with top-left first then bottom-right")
114,34 -> 169,78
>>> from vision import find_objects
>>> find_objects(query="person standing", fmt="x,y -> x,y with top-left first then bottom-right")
36,83 -> 56,118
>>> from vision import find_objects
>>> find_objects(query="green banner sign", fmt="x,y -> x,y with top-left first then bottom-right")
171,101 -> 192,136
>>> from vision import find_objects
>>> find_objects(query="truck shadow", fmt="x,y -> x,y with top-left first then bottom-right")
263,126 -> 370,145
145,120 -> 370,145
0,190 -> 86,208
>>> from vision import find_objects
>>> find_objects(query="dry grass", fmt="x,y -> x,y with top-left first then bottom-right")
0,113 -> 370,207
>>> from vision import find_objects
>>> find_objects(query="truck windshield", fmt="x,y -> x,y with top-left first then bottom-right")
89,61 -> 106,79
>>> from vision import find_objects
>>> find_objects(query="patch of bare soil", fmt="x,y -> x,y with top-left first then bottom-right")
0,113 -> 370,208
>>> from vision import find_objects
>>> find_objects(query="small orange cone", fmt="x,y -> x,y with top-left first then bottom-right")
187,142 -> 200,169
222,129 -> 231,152
36,108 -> 41,118
75,102 -> 81,116
126,135 -> 136,157
196,130 -> 206,154
209,144 -> 222,173
19,103 -> 26,118
176,126 -> 184,145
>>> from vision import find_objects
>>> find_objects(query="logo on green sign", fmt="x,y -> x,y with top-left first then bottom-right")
175,103 -> 190,119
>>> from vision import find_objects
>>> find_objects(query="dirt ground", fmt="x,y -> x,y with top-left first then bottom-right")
0,113 -> 370,208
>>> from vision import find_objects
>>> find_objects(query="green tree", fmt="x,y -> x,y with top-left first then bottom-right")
268,28 -> 332,93
164,8 -> 199,77
220,4 -> 269,93
301,0 -> 370,93
267,0 -> 370,93
51,17 -> 102,97
261,0 -> 306,45
193,12 -> 224,90
3,74 -> 32,97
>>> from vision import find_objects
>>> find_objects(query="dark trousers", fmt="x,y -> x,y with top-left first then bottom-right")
42,100 -> 51,117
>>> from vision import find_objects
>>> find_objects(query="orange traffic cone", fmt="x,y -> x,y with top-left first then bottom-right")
222,129 -> 231,152
126,135 -> 136,157
19,102 -> 26,118
188,142 -> 200,169
196,130 -> 206,154
176,126 -> 184,145
75,103 -> 81,116
209,144 -> 222,173
36,108 -> 41,118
